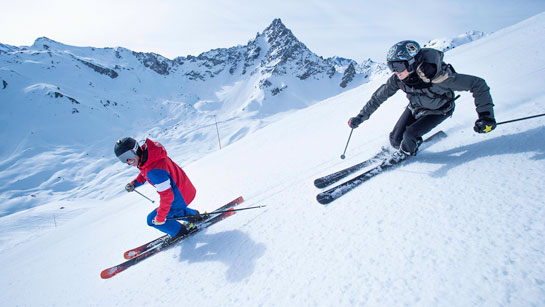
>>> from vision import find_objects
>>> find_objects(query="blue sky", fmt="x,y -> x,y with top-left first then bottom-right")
2,0 -> 545,62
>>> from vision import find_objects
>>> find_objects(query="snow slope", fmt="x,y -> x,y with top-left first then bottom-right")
1,12 -> 545,307
0,19 -> 381,219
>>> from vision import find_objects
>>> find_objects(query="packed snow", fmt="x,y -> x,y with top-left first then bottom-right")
1,12 -> 545,306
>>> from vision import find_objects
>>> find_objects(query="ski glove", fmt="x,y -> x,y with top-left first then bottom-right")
348,115 -> 364,129
152,216 -> 166,226
474,112 -> 496,134
125,182 -> 135,192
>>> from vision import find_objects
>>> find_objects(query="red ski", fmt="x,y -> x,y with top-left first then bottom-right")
122,196 -> 244,260
101,196 -> 244,279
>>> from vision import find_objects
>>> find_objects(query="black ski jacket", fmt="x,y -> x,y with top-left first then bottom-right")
357,48 -> 495,120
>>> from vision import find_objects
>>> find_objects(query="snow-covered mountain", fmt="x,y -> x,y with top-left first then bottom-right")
1,19 -> 371,123
1,11 -> 544,306
0,43 -> 19,53
0,18 -> 484,219
423,30 -> 488,52
0,18 -> 376,217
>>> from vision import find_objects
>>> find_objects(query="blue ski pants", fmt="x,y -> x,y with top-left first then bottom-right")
147,206 -> 199,237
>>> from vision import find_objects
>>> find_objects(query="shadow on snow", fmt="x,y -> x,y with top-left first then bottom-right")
419,126 -> 545,177
176,229 -> 266,282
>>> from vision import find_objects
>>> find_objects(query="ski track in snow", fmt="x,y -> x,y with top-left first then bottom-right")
1,12 -> 545,307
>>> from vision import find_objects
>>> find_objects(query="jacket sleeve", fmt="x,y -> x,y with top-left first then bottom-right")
442,73 -> 495,118
132,173 -> 146,188
146,169 -> 174,222
358,75 -> 400,120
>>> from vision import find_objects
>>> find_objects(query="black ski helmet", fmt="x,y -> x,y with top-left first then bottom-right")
386,40 -> 421,73
114,137 -> 139,163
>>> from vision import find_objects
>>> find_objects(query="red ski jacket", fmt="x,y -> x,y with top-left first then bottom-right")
132,139 -> 196,222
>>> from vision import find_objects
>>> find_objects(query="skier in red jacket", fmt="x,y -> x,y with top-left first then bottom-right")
115,137 -> 202,239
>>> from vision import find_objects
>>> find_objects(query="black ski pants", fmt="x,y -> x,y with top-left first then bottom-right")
389,106 -> 453,154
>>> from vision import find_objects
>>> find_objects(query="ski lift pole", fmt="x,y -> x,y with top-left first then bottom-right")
215,115 -> 222,150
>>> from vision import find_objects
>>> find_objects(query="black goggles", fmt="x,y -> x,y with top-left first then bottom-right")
387,61 -> 408,73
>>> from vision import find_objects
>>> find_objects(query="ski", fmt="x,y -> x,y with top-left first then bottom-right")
123,196 -> 244,260
316,131 -> 447,205
314,130 -> 447,189
314,148 -> 391,188
101,196 -> 244,279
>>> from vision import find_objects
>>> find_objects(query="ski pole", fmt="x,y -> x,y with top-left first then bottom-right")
340,128 -> 354,160
167,205 -> 266,220
497,113 -> 545,125
134,190 -> 155,203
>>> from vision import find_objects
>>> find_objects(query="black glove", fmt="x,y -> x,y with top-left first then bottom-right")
474,112 -> 496,134
125,182 -> 135,192
348,116 -> 363,129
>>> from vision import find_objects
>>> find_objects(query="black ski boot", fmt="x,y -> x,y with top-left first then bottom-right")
185,210 -> 205,224
166,224 -> 190,244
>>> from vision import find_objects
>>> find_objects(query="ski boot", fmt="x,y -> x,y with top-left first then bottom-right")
185,210 -> 205,224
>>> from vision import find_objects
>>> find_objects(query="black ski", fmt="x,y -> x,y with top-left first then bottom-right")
316,131 -> 447,205
314,130 -> 447,189
314,147 -> 391,188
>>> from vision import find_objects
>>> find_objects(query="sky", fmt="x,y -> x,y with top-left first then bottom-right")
2,0 -> 545,62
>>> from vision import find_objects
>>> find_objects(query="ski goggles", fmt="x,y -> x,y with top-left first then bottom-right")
117,144 -> 139,163
387,61 -> 409,73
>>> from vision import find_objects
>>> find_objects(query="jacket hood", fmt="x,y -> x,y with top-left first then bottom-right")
419,48 -> 444,79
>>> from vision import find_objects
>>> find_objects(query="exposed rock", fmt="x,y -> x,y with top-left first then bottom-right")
132,52 -> 171,75
76,59 -> 118,79
340,63 -> 356,88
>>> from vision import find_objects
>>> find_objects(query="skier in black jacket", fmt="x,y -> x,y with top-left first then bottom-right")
348,40 -> 496,161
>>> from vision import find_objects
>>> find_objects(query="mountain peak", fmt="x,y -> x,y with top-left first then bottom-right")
33,37 -> 62,45
262,18 -> 295,43
267,18 -> 287,31
32,37 -> 64,50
